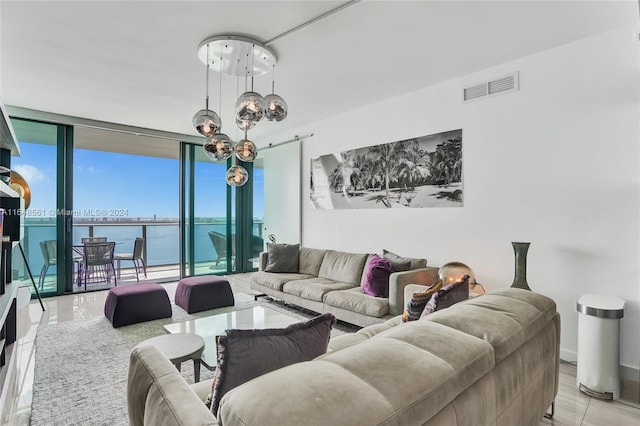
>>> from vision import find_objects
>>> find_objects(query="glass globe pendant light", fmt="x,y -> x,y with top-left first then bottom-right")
235,91 -> 266,122
194,35 -> 286,187
193,48 -> 221,137
235,45 -> 266,125
234,66 -> 257,132
193,109 -> 221,138
265,65 -> 288,122
235,117 -> 256,132
226,164 -> 249,187
203,52 -> 234,161
203,133 -> 233,161
235,130 -> 258,162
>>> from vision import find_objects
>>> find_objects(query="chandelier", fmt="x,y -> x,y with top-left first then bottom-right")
193,35 -> 287,187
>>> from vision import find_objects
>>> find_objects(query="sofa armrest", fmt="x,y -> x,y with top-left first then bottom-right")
128,346 -> 218,426
258,251 -> 268,271
388,267 -> 439,316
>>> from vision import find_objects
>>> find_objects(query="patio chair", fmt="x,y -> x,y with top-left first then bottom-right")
38,240 -> 57,290
81,237 -> 107,243
114,237 -> 147,282
208,231 -> 235,266
251,234 -> 264,259
39,240 -> 83,289
80,241 -> 116,289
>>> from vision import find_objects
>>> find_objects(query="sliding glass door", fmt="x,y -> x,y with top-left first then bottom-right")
72,127 -> 180,290
9,118 -> 73,296
181,143 -> 234,276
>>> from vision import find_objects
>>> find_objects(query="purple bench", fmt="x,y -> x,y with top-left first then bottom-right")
104,282 -> 172,327
175,275 -> 234,314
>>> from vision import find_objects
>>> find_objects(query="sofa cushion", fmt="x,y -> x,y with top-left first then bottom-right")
323,287 -> 389,318
218,319 -> 494,426
421,278 -> 469,317
282,278 -> 355,302
251,271 -> 314,291
425,288 -> 557,362
264,243 -> 299,273
362,255 -> 393,297
298,247 -> 327,276
318,250 -> 368,286
211,313 -> 336,414
383,249 -> 427,271
402,281 -> 443,322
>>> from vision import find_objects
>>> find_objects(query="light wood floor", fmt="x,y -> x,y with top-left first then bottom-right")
2,275 -> 639,425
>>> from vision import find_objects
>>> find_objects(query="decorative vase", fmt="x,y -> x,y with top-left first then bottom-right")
511,242 -> 531,291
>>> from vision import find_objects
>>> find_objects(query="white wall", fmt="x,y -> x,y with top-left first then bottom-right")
270,26 -> 640,373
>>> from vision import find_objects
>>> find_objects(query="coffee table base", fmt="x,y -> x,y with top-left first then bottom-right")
163,306 -> 302,371
135,333 -> 205,382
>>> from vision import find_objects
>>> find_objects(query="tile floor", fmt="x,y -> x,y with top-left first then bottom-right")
2,275 -> 639,425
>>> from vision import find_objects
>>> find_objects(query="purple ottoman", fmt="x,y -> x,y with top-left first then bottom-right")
104,283 -> 172,327
175,275 -> 235,314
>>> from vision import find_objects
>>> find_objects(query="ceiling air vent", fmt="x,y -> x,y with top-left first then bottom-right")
463,71 -> 519,102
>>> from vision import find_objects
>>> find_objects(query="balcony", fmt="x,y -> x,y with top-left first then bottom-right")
13,217 -> 263,294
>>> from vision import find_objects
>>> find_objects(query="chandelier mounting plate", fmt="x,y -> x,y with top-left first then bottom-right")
197,35 -> 277,77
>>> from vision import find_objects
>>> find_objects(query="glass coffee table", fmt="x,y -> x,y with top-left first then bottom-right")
163,306 -> 301,370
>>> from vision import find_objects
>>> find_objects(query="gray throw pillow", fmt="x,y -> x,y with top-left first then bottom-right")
383,249 -> 427,271
210,313 -> 336,415
382,249 -> 412,272
265,243 -> 300,273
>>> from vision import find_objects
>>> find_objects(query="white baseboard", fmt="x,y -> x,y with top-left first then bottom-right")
621,365 -> 640,382
560,349 -> 577,363
560,348 -> 639,381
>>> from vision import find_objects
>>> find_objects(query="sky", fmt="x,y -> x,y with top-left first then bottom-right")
12,142 -> 264,219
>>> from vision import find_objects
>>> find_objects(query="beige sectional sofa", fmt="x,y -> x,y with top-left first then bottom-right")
128,287 -> 560,426
250,247 -> 439,327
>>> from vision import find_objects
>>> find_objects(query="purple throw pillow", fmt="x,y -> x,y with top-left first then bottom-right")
362,255 -> 393,298
420,276 -> 470,317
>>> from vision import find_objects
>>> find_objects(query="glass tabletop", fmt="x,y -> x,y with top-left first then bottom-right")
163,306 -> 301,370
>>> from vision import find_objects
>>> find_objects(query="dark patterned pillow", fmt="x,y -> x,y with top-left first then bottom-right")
402,281 -> 443,322
420,276 -> 470,318
210,313 -> 336,415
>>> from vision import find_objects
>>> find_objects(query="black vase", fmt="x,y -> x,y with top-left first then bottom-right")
511,242 -> 531,291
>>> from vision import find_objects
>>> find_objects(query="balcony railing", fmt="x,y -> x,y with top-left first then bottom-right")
13,217 -> 263,293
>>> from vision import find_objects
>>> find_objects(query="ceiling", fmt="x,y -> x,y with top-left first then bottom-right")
1,1 -> 637,146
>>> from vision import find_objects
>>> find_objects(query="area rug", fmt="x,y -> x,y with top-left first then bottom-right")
31,294 -> 357,426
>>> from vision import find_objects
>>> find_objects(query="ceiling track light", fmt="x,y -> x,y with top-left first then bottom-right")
193,35 -> 288,186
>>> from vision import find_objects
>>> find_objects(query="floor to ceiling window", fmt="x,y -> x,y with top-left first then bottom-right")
9,118 -> 72,296
9,113 -> 264,296
72,127 -> 180,291
181,143 -> 234,277
180,142 -> 263,276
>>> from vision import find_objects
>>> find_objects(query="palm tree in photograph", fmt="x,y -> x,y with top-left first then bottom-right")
430,136 -> 462,186
394,140 -> 431,191
367,141 -> 407,205
329,153 -> 363,197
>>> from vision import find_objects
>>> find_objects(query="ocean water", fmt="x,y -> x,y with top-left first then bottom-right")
15,220 -> 262,275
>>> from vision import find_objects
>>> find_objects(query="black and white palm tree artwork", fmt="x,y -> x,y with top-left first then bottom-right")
310,129 -> 463,209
